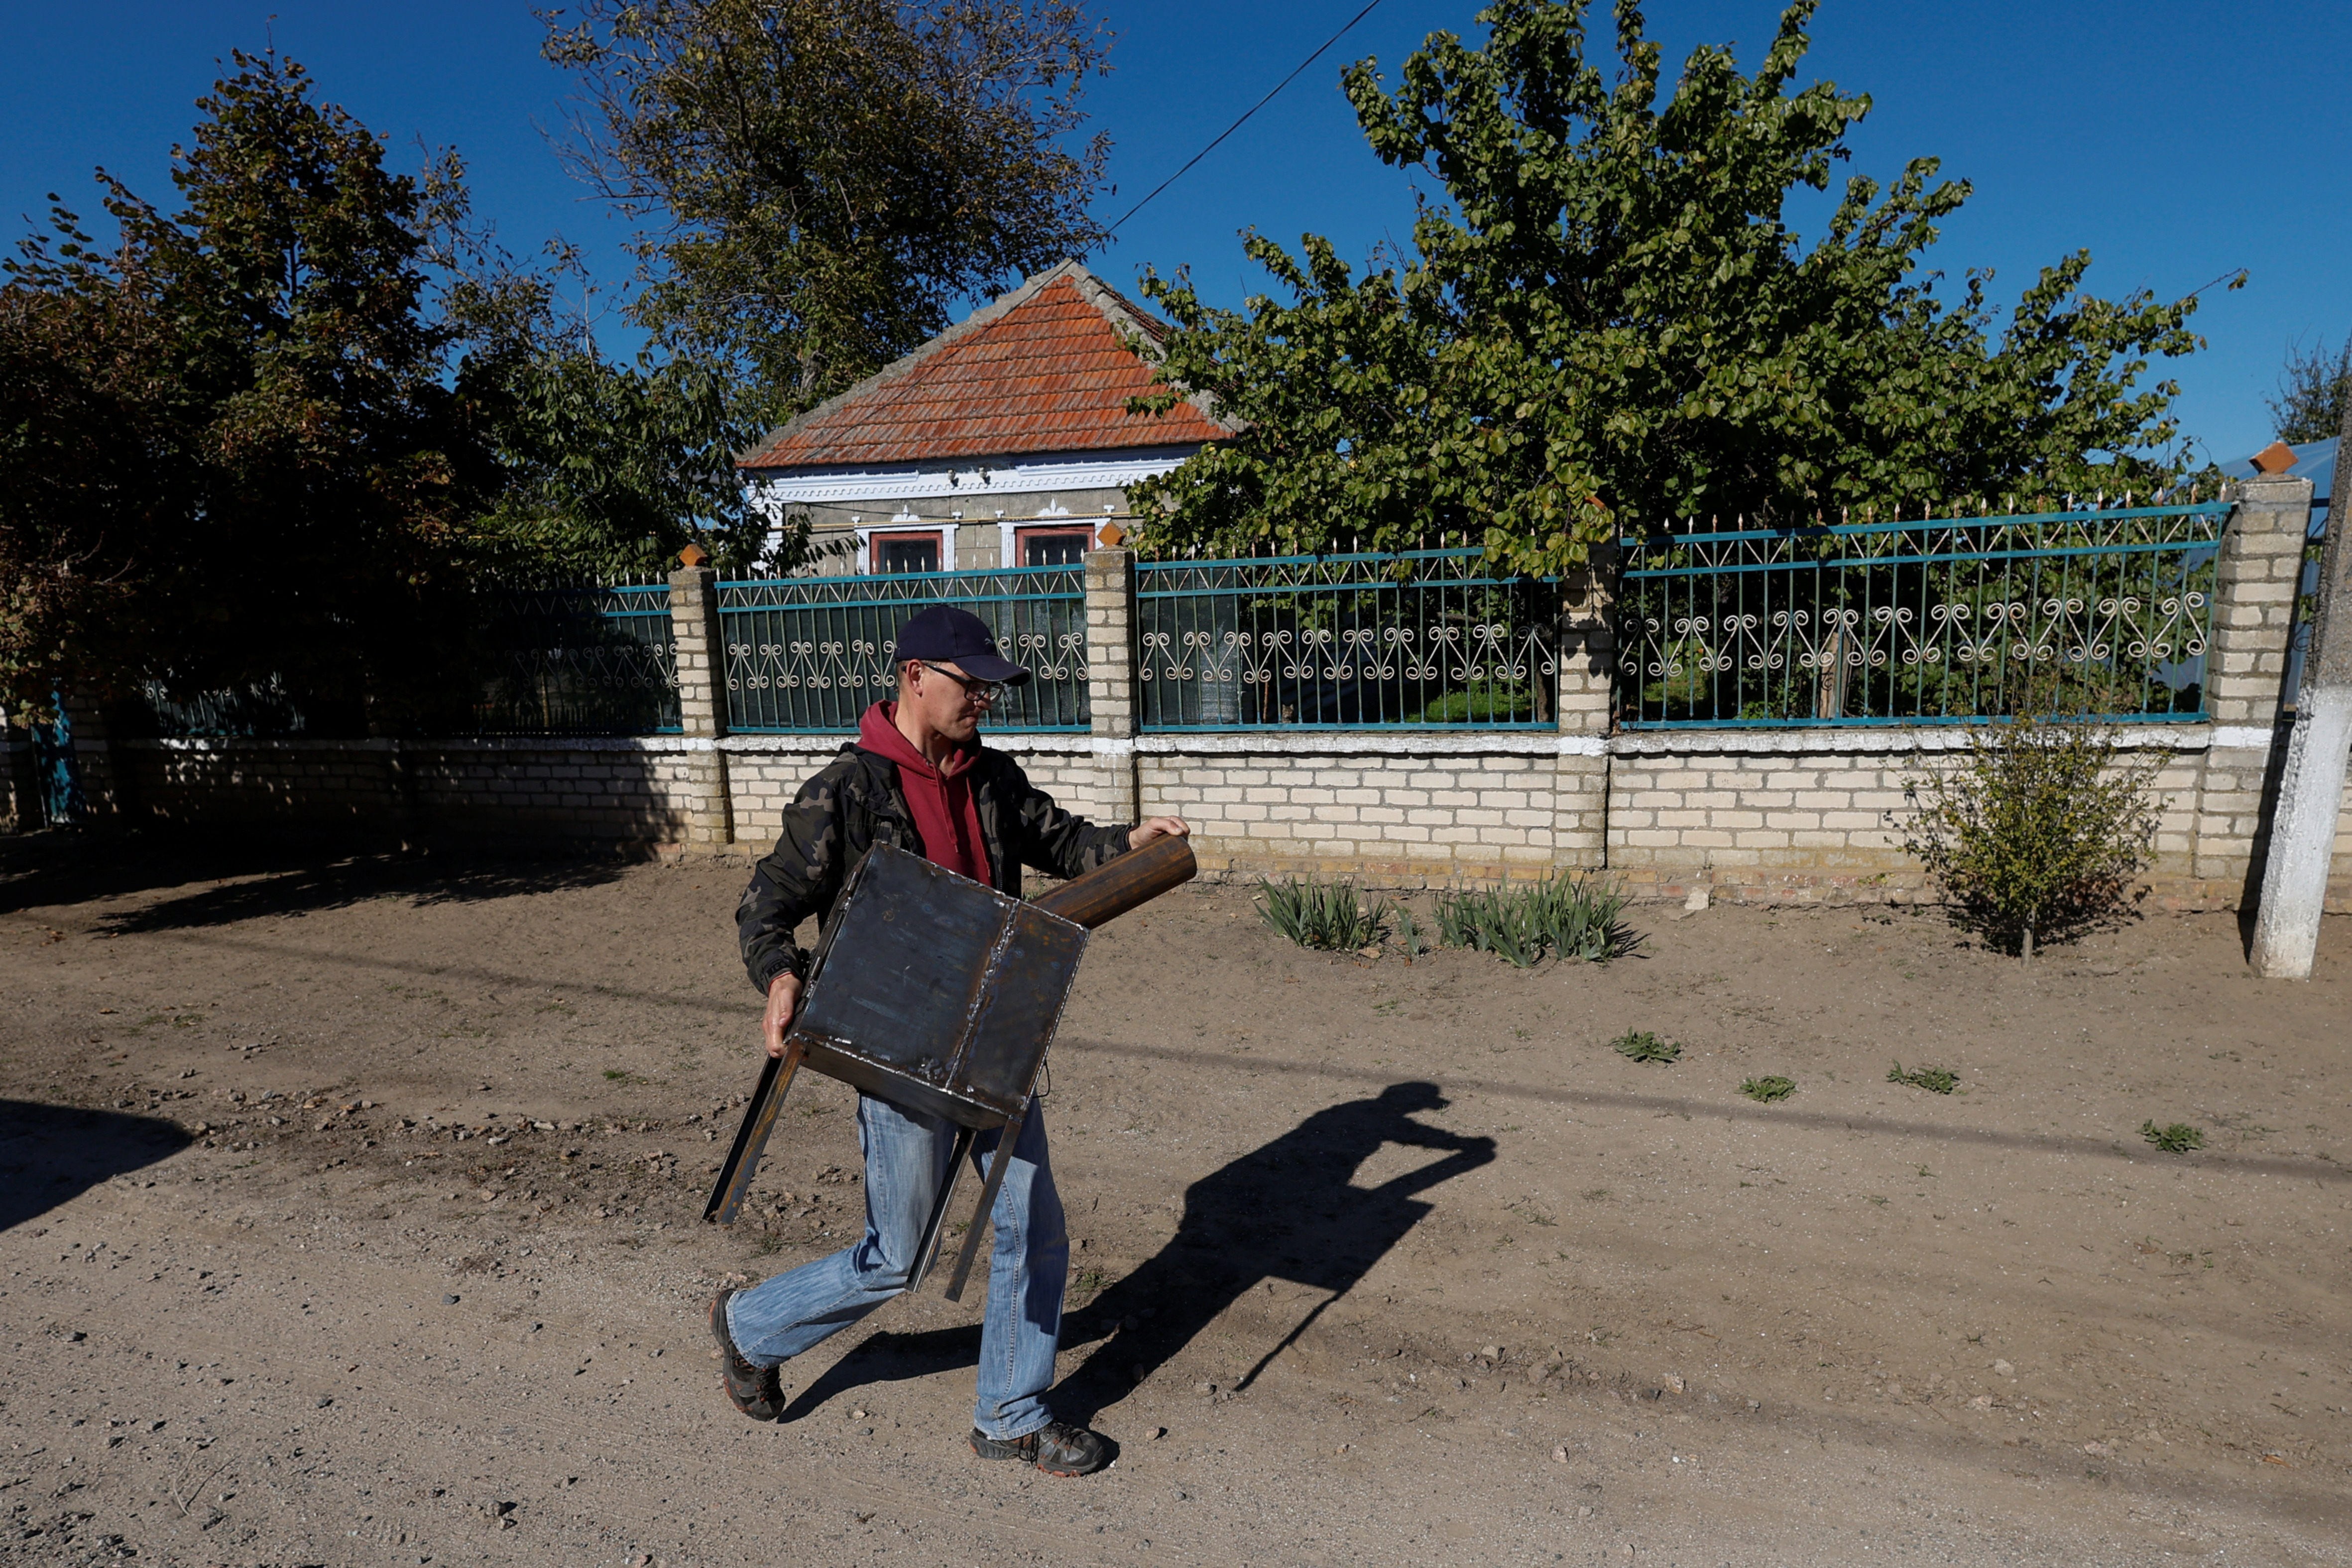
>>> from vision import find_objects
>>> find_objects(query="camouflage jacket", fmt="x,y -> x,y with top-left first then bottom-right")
735,741 -> 1132,995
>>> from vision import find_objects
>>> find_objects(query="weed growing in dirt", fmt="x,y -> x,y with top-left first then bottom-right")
1432,877 -> 1637,966
1611,1030 -> 1680,1065
1257,876 -> 1388,951
601,1069 -> 650,1086
1896,711 -> 2162,960
1393,903 -> 1428,960
1887,1062 -> 1959,1094
2140,1120 -> 2205,1154
1740,1076 -> 1796,1102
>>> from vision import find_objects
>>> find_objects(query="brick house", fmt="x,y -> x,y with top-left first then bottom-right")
736,259 -> 1233,574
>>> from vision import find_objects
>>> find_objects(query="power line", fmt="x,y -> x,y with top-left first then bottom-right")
1104,0 -> 1390,237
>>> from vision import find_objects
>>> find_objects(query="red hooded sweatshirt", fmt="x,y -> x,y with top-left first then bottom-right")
857,702 -> 991,888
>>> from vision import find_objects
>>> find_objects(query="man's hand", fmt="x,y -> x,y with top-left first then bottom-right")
1128,815 -> 1190,849
761,972 -> 802,1059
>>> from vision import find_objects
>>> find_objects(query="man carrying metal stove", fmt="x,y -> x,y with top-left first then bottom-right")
713,603 -> 1188,1476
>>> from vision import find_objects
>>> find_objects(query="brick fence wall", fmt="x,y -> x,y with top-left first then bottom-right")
21,473 -> 2351,910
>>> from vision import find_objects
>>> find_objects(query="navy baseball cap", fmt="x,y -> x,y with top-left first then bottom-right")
894,605 -> 1033,685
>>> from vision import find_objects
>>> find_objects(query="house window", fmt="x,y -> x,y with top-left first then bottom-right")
1018,527 -> 1092,567
873,531 -> 942,574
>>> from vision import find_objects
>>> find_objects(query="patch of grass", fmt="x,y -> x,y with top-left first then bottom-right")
2140,1120 -> 2205,1154
1256,875 -> 1388,952
1433,877 -> 1638,966
601,1069 -> 650,1086
1610,1030 -> 1680,1065
1740,1075 -> 1796,1103
1887,1061 -> 1959,1094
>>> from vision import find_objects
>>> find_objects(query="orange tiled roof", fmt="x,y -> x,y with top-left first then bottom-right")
737,261 -> 1230,471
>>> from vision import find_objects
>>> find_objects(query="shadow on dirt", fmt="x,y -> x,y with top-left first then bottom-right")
0,831 -> 625,930
771,1083 -> 1490,1426
1054,1081 -> 1495,1417
0,1100 -> 193,1231
776,1324 -> 986,1424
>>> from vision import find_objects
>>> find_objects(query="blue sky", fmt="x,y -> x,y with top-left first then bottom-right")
5,0 -> 2347,473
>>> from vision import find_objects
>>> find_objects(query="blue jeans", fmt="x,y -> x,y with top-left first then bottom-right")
724,1092 -> 1068,1441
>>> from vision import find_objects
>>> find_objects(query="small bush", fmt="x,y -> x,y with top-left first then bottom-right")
1257,875 -> 1388,951
1887,1061 -> 1959,1094
1610,1029 -> 1680,1064
2140,1120 -> 2205,1154
1412,680 -> 1536,724
1433,876 -> 1637,967
1740,1075 -> 1796,1102
1897,711 -> 2162,959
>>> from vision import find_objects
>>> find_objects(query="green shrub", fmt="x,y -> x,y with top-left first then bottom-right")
1740,1075 -> 1796,1102
2140,1120 -> 2204,1154
1432,876 -> 1636,967
1897,711 -> 2162,959
1256,875 -> 1388,951
1886,1061 -> 1959,1094
1610,1029 -> 1680,1064
1411,680 -> 1535,724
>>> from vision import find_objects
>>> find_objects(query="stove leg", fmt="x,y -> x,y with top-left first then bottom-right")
906,1125 -> 977,1293
942,1097 -> 1031,1304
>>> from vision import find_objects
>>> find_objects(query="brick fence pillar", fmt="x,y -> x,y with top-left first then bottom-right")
1554,536 -> 1617,871
1082,547 -> 1141,824
668,558 -> 733,849
2191,476 -> 2311,884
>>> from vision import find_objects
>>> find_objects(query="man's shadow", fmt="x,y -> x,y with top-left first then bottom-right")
1057,1080 -> 1493,1419
773,1082 -> 1491,1425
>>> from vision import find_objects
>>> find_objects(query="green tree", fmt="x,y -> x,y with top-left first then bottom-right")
542,0 -> 1112,412
1129,0 -> 2226,576
0,48 -> 497,724
2267,332 -> 2351,445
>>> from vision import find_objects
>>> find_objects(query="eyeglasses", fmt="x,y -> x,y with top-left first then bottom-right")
919,661 -> 1007,705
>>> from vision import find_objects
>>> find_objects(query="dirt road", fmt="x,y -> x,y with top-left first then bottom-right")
2,835 -> 2346,1567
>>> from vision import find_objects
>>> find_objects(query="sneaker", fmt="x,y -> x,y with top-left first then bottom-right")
970,1420 -> 1111,1477
708,1289 -> 784,1422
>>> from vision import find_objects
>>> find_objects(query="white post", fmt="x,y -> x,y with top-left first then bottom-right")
2250,411 -> 2352,978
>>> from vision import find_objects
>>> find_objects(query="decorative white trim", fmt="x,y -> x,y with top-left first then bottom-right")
125,735 -> 717,755
850,519 -> 957,574
2210,724 -> 2279,751
716,732 -> 1095,757
1607,724 -> 2215,756
746,446 -> 1198,509
1124,731 -> 1587,757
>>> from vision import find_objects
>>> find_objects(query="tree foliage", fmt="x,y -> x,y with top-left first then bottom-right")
0,49 -> 494,723
1129,0 -> 2226,575
542,0 -> 1111,410
0,49 -> 772,724
2267,331 -> 2351,446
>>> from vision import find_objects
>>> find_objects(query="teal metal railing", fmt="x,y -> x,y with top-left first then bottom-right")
1616,502 -> 2228,727
718,566 -> 1088,732
471,583 -> 681,735
1135,548 -> 1558,730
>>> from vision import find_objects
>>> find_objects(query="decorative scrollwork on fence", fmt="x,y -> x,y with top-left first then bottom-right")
1617,503 -> 2225,725
1135,549 -> 1557,728
717,567 -> 1087,731
472,586 -> 681,735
